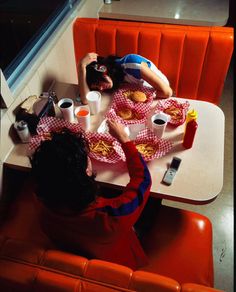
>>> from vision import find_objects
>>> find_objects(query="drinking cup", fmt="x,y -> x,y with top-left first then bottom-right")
151,112 -> 170,138
74,106 -> 90,131
86,91 -> 101,115
58,98 -> 74,122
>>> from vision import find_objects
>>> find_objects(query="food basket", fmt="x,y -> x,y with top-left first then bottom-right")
86,132 -> 125,163
155,98 -> 190,126
29,116 -> 83,150
134,128 -> 173,161
112,83 -> 155,112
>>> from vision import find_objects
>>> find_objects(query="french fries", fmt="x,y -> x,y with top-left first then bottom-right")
90,140 -> 114,156
135,143 -> 157,157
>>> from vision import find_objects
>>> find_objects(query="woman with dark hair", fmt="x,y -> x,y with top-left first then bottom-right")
30,120 -> 152,270
79,52 -> 173,104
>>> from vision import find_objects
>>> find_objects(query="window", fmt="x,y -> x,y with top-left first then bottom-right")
0,0 -> 81,89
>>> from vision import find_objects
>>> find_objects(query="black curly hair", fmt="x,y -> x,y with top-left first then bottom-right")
30,128 -> 98,212
86,55 -> 125,90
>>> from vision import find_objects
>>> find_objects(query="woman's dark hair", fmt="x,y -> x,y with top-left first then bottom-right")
30,128 -> 98,212
86,55 -> 125,90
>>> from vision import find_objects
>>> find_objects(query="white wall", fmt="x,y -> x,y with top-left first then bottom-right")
0,0 -> 104,197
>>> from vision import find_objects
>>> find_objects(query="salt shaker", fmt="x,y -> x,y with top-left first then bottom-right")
14,120 -> 31,143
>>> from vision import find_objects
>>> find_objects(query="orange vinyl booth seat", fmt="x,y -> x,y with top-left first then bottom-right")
0,235 -> 222,292
73,18 -> 233,105
0,183 -> 223,292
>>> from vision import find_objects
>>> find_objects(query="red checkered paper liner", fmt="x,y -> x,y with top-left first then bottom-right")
134,128 -> 173,161
29,117 -> 83,150
112,83 -> 155,112
86,132 -> 125,163
155,98 -> 190,126
105,107 -> 148,127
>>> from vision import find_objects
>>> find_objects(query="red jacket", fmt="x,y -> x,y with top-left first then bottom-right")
36,141 -> 152,270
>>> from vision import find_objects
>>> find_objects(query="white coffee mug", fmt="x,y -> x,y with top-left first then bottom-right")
86,91 -> 101,115
74,106 -> 90,131
151,112 -> 170,138
58,98 -> 74,122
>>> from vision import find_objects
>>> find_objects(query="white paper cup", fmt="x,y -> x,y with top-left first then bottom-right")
151,112 -> 170,138
58,98 -> 74,122
75,106 -> 90,131
86,91 -> 101,115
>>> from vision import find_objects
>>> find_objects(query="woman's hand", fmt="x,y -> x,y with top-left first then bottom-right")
80,52 -> 98,69
107,120 -> 130,144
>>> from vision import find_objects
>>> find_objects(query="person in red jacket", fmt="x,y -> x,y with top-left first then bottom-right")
30,120 -> 152,269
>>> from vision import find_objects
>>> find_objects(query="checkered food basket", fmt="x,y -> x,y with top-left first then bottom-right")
155,98 -> 190,126
112,83 -> 155,112
86,132 -> 125,163
29,117 -> 83,150
134,128 -> 173,161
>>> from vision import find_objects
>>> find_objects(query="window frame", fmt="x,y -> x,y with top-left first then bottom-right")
3,0 -> 81,91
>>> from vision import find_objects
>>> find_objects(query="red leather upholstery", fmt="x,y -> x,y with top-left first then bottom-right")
73,18 -> 233,104
0,236 -> 223,292
141,205 -> 214,286
182,283 -> 224,292
0,183 -> 221,291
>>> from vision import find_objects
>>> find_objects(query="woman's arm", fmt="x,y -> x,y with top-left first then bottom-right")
140,62 -> 173,98
78,53 -> 98,104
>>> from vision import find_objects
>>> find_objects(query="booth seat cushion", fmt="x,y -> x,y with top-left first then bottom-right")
182,283 -> 224,292
73,18 -> 233,105
141,205 -> 213,287
0,182 -> 217,291
0,236 -> 223,292
0,236 -> 181,292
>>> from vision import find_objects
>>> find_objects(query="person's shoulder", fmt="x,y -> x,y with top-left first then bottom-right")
124,54 -> 149,63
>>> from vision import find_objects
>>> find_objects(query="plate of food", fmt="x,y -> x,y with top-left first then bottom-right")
155,99 -> 190,126
134,128 -> 173,161
86,132 -> 125,163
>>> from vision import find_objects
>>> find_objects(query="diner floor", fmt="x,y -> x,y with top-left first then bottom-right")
163,59 -> 234,291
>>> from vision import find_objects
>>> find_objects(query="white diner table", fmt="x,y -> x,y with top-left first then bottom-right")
4,82 -> 225,204
99,0 -> 229,27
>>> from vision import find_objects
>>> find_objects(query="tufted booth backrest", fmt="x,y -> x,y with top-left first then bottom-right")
0,236 -> 224,292
0,236 -> 181,292
73,18 -> 233,105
